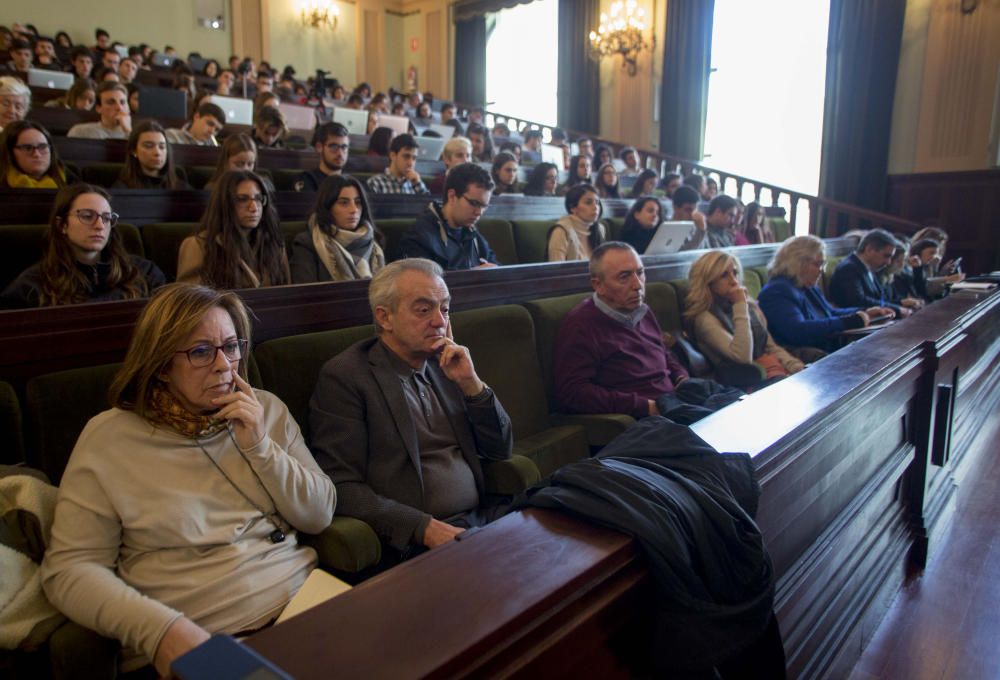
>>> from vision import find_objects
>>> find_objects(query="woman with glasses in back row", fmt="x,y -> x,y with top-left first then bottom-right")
0,184 -> 166,308
177,170 -> 290,289
0,120 -> 74,189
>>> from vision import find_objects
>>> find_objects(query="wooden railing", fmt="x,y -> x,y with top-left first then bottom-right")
464,105 -> 922,239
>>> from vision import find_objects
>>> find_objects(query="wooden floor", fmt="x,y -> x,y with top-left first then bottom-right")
849,446 -> 1000,680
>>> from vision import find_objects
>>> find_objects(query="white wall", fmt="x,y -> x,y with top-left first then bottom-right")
267,0 -> 357,84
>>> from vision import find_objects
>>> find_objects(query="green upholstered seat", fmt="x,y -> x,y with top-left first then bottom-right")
474,219 -> 517,266
377,218 -> 416,262
24,363 -> 121,485
604,217 -> 625,241
512,219 -> 556,264
271,168 -> 304,192
823,256 -> 844,296
185,165 -> 215,190
646,281 -> 682,332
451,305 -> 586,477
1,224 -> 144,292
253,324 -> 376,444
80,163 -> 124,188
279,220 -> 308,255
767,217 -> 792,243
520,291 -> 635,447
750,266 -> 769,288
0,381 -> 25,465
140,222 -> 197,281
743,269 -> 763,298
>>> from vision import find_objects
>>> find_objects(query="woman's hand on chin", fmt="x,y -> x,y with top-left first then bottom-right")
154,616 -> 211,677
211,373 -> 265,450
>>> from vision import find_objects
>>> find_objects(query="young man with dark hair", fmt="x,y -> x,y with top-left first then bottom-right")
165,102 -> 226,146
5,39 -> 33,78
293,122 -> 350,191
440,102 -> 455,124
346,93 -> 364,110
829,229 -> 910,317
704,194 -> 740,249
67,81 -> 131,139
34,36 -> 60,70
101,48 -> 120,73
399,163 -> 499,270
70,46 -> 94,79
118,57 -> 138,84
256,70 -> 273,95
523,129 -> 544,152
93,29 -> 110,53
671,185 -> 710,251
366,134 -> 430,195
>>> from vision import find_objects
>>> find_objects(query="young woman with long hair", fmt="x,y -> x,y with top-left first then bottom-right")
114,121 -> 190,189
291,174 -> 385,283
0,120 -> 71,189
546,183 -> 606,262
490,151 -> 519,195
559,154 -> 592,195
619,197 -> 664,254
594,163 -> 620,199
204,133 -> 258,191
522,162 -> 559,197
630,169 -> 659,198
177,170 -> 290,289
1,184 -> 165,308
685,250 -> 803,386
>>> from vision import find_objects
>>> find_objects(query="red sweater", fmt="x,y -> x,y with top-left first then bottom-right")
554,298 -> 688,418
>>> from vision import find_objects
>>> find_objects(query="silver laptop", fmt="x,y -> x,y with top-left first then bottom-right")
114,45 -> 129,59
427,123 -> 455,139
333,108 -> 369,135
27,68 -> 73,90
279,103 -> 316,131
540,144 -> 564,166
644,221 -> 697,255
210,95 -> 254,125
379,114 -> 411,136
415,136 -> 447,161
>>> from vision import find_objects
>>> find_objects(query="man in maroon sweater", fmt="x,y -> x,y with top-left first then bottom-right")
554,242 -> 741,425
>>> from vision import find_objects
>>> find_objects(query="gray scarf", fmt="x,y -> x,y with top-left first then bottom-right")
710,300 -> 769,360
308,215 -> 385,281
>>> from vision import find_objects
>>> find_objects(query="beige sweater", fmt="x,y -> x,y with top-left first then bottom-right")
693,299 -> 805,373
40,391 -> 335,668
546,214 -> 605,262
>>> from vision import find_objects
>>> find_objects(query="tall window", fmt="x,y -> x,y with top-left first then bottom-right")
703,0 -> 830,232
485,0 -> 559,127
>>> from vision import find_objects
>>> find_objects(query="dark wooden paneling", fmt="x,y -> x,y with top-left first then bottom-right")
886,170 -> 1000,276
239,289 -> 1000,680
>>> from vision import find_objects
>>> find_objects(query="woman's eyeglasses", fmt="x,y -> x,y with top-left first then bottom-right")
235,194 -> 267,207
175,339 -> 248,367
72,209 -> 120,227
14,143 -> 51,155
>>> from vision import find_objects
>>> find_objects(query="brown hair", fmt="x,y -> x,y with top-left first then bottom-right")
38,184 -> 147,305
109,283 -> 251,419
0,120 -> 68,188
117,120 -> 185,189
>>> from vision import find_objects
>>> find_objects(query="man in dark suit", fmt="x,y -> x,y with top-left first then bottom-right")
829,229 -> 912,318
309,258 -> 513,562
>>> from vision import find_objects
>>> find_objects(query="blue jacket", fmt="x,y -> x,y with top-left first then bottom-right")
757,275 -> 864,352
828,252 -> 901,314
399,203 -> 498,271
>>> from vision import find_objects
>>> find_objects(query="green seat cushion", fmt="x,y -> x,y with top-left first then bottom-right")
475,219 -> 517,265
767,217 -> 792,243
511,425 -> 588,479
271,168 -> 305,192
483,455 -> 541,496
253,325 -> 375,444
25,363 -> 121,484
605,217 -> 625,241
140,223 -> 198,282
646,281 -> 681,332
280,220 -> 308,255
520,292 -> 591,410
301,516 -> 381,574
743,269 -> 763,298
377,218 -> 416,262
186,165 -> 215,190
512,219 -> 556,264
81,163 -> 124,188
550,413 -> 636,447
0,381 -> 25,465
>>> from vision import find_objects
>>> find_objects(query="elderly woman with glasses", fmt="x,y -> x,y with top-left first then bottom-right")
0,75 -> 30,132
41,283 -> 336,676
757,235 -> 883,359
0,120 -> 73,188
1,184 -> 165,308
177,170 -> 290,288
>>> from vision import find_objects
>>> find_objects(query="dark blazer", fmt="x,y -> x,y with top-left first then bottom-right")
398,203 -> 499,270
829,252 -> 901,314
309,337 -> 513,550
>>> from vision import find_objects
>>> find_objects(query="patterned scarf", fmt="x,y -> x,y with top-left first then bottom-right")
147,383 -> 229,438
308,215 -> 384,281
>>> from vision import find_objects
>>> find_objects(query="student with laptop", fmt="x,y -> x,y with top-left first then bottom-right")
620,197 -> 666,254
293,122 -> 350,192
165,102 -> 226,146
67,81 -> 131,139
366,134 -> 429,195
69,46 -> 94,80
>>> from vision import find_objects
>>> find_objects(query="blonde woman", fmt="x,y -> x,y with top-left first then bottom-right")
686,251 -> 804,385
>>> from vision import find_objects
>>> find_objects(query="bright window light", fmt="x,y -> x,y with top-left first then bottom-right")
485,0 -> 559,128
703,0 -> 830,233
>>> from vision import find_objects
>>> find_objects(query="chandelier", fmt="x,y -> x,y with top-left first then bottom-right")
588,0 -> 651,77
300,0 -> 339,30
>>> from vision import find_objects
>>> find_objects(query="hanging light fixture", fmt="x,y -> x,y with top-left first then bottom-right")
588,0 -> 651,77
299,0 -> 339,30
